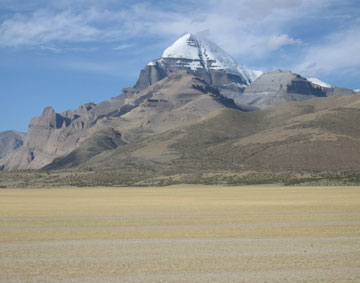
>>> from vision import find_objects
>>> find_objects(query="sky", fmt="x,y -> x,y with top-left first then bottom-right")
0,0 -> 359,132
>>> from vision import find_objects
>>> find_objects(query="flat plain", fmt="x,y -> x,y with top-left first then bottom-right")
0,185 -> 360,282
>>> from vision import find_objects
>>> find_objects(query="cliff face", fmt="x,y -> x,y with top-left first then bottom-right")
1,106 -> 89,170
134,62 -> 168,90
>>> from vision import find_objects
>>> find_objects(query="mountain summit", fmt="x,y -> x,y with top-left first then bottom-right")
134,33 -> 354,109
135,33 -> 262,100
161,33 -> 261,81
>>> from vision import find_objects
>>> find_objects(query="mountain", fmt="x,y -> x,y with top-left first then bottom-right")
0,98 -> 124,171
0,33 -> 358,184
43,81 -> 360,177
3,93 -> 360,187
0,71 -> 252,171
237,70 -> 327,108
135,33 -> 262,100
236,70 -> 355,109
50,94 -> 360,185
0,131 -> 26,160
134,34 -> 354,109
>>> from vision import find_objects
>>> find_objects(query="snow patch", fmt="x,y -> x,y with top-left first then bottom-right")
307,78 -> 332,88
251,70 -> 264,80
186,61 -> 202,71
162,33 -> 199,60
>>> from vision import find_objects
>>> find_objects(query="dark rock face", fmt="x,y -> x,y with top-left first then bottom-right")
0,131 -> 26,160
135,57 -> 252,89
135,63 -> 168,90
287,77 -> 326,97
135,59 -> 253,102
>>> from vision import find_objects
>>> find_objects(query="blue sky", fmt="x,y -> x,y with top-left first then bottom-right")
0,0 -> 359,132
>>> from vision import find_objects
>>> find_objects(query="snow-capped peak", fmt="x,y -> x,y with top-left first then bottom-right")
162,33 -> 201,60
159,33 -> 261,84
307,78 -> 332,88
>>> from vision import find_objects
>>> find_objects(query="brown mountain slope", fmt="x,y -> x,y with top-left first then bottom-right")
41,71 -> 250,170
34,93 -> 360,187
1,94 -> 360,187
1,71 -> 249,171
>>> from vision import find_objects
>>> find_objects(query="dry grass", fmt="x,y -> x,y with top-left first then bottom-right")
1,185 -> 360,282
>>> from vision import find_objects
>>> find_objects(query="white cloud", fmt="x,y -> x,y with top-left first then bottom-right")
0,0 -> 357,73
294,27 -> 360,77
267,34 -> 302,51
114,0 -> 328,58
113,44 -> 133,50
62,60 -> 120,75
39,45 -> 63,53
0,0 -> 321,52
0,10 -> 100,46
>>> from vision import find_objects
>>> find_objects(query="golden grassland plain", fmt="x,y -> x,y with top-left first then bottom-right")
0,185 -> 360,282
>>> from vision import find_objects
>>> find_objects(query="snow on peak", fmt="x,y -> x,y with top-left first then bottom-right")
162,33 -> 200,60
307,78 -> 332,88
161,33 -> 261,83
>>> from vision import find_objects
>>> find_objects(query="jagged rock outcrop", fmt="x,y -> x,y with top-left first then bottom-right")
0,131 -> 26,161
0,98 -> 126,171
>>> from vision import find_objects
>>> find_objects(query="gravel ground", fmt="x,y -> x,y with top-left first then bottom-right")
0,185 -> 359,282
